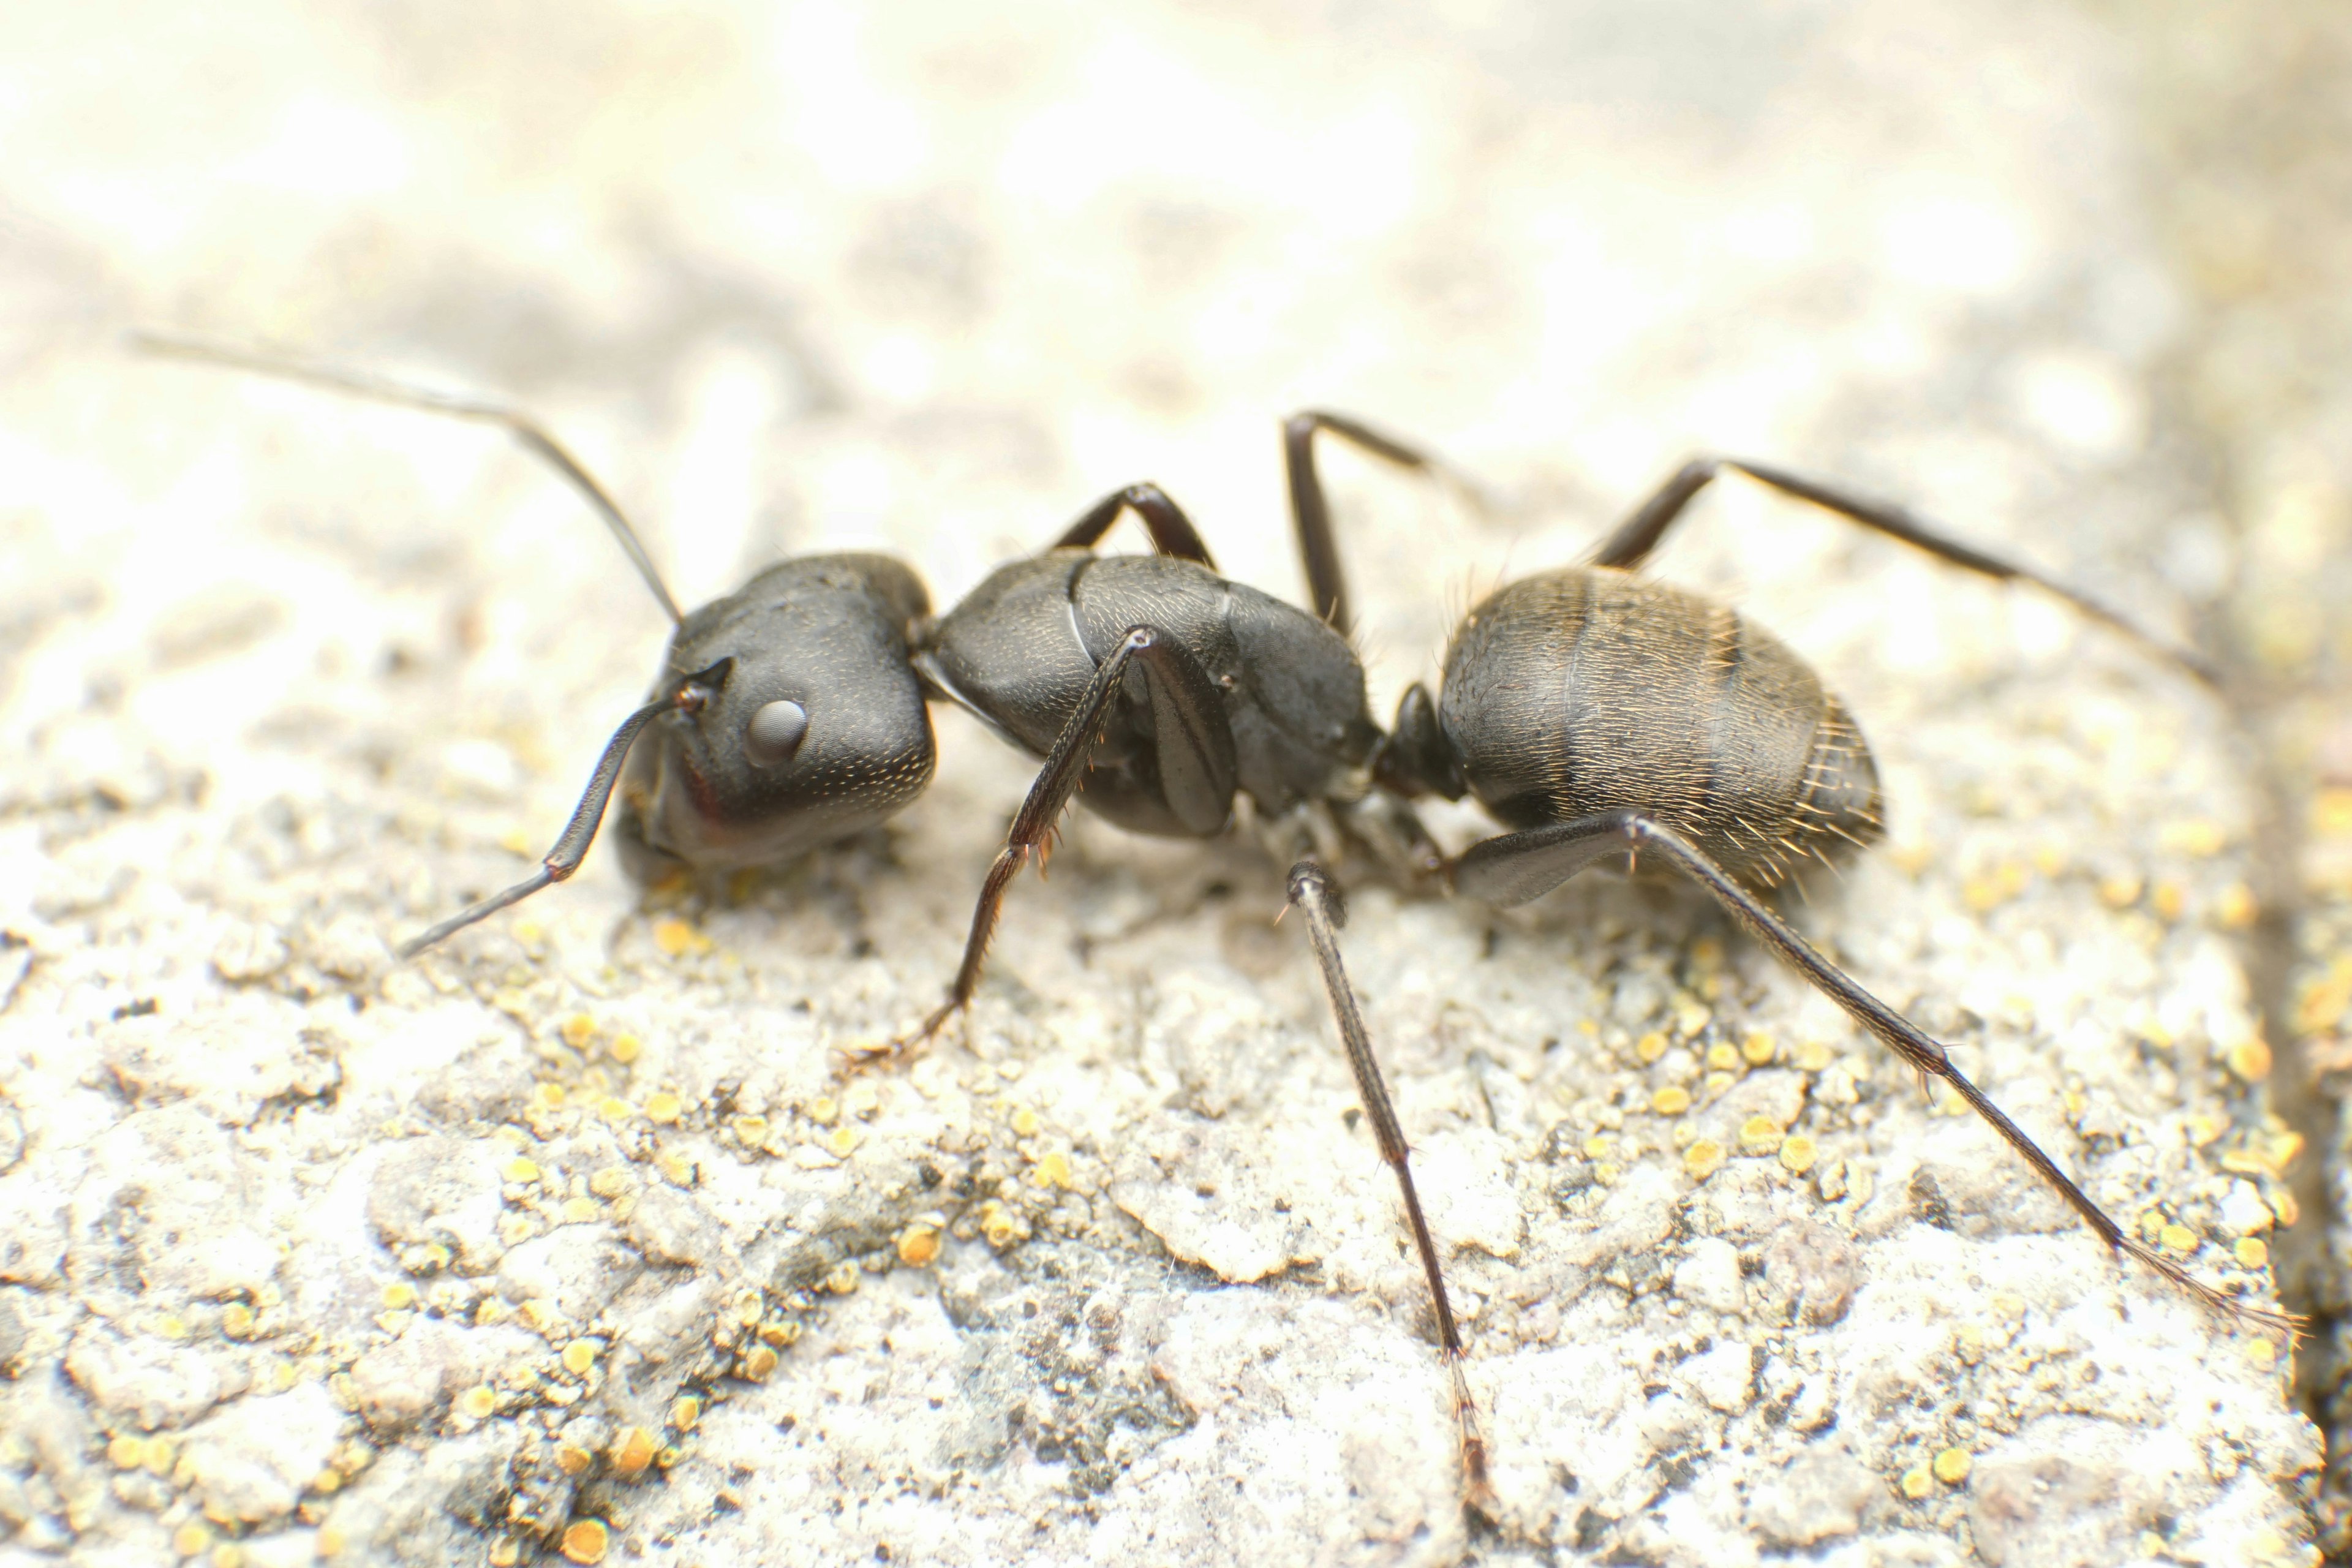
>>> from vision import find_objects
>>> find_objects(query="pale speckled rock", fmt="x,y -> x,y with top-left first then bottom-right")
173,1382 -> 345,1525
364,1136 -> 507,1273
62,1320 -> 246,1431
0,1 -> 2332,1564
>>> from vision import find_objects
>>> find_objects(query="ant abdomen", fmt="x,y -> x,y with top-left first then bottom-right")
1433,565 -> 1883,889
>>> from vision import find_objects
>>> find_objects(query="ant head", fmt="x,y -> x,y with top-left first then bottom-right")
621,554 -> 937,872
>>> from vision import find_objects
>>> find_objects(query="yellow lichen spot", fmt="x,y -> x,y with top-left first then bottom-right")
669,1394 -> 703,1431
805,1096 -> 840,1126
142,1438 -> 176,1476
2271,1131 -> 2305,1170
1593,1161 -> 1621,1186
589,1167 -> 632,1200
1741,1032 -> 1776,1066
108,1434 -> 143,1468
1634,1032 -> 1668,1065
1683,1139 -> 1725,1180
1739,1115 -> 1784,1153
501,829 -> 535,858
732,1115 -> 769,1148
639,1092 -> 680,1127
1779,1134 -> 1817,1175
381,1282 -> 417,1311
757,1319 -> 802,1348
2236,1237 -> 2271,1270
2160,819 -> 2228,857
154,1314 -> 190,1341
825,1125 -> 864,1159
2221,1149 -> 2271,1177
739,1345 -> 780,1381
2272,1188 -> 2301,1227
1899,1464 -> 1933,1501
554,1442 -> 594,1476
1582,1134 -> 1611,1159
489,1539 -> 522,1568
561,1340 -> 600,1378
2227,1037 -> 2274,1083
2214,884 -> 2258,929
982,1205 -> 1023,1250
1689,936 -> 1725,970
220,1302 -> 256,1339
652,918 -> 695,957
309,1465 -> 343,1494
1932,1447 -> 1972,1485
560,1014 -> 597,1050
474,1298 -> 510,1327
1650,1085 -> 1692,1117
560,1197 -> 602,1225
2138,1208 -> 2168,1242
897,1226 -> 942,1267
611,1426 -> 658,1480
2150,881 -> 2186,921
1954,1323 -> 1985,1365
456,1384 -> 497,1420
2031,844 -> 2067,877
1674,999 -> 1712,1036
560,1519 -> 610,1566
211,1544 -> 244,1568
2318,788 -> 2352,837
2247,1337 -> 2279,1370
1010,1107 -> 1041,1137
1704,1041 -> 1741,1073
825,1261 -> 860,1295
2098,873 -> 2144,910
841,1080 -> 880,1119
1794,1040 -> 1834,1073
608,1033 -> 642,1065
656,1151 -> 698,1186
2186,1114 -> 2223,1147
1033,1151 -> 1075,1191
2160,1223 -> 2199,1256
1962,867 -> 2021,912
530,1083 -> 568,1112
596,1097 -> 635,1125
174,1522 -> 212,1556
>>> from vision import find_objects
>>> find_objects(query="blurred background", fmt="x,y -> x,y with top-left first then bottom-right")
3,0 -> 2350,1560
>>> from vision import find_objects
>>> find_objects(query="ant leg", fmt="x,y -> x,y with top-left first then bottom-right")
1285,862 -> 1495,1518
1586,456 -> 2215,683
129,331 -> 683,625
864,626 -> 1238,1061
1054,483 -> 1217,568
1282,411 -> 1494,637
398,660 -> 729,957
1453,811 -> 2297,1336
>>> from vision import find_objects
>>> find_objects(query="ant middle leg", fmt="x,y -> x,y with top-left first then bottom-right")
1281,410 -> 1494,638
1284,861 -> 1495,1517
1450,810 -> 2296,1336
1585,455 -> 2216,682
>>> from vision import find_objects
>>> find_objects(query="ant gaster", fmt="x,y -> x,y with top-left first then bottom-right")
138,334 -> 2290,1518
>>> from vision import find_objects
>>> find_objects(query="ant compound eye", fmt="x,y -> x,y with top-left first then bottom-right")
744,699 -> 809,768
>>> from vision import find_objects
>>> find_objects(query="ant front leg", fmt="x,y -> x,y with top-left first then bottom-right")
1452,811 -> 2297,1336
1585,455 -> 2216,682
854,625 -> 1238,1067
1285,862 -> 1494,1518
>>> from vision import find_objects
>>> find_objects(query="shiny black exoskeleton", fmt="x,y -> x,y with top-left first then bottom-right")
140,336 -> 2283,1523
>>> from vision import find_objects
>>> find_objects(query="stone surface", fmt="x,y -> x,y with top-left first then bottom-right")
0,1 -> 2335,1565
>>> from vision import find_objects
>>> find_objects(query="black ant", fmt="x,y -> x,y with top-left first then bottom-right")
135,332 -> 2292,1516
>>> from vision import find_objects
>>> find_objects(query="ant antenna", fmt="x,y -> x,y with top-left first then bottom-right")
129,330 -> 685,625
396,659 -> 730,958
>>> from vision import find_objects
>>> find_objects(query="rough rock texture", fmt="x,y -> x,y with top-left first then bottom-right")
0,2 -> 2337,1565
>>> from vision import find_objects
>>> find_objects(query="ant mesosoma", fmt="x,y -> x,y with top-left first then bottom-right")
136,332 -> 2291,1515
